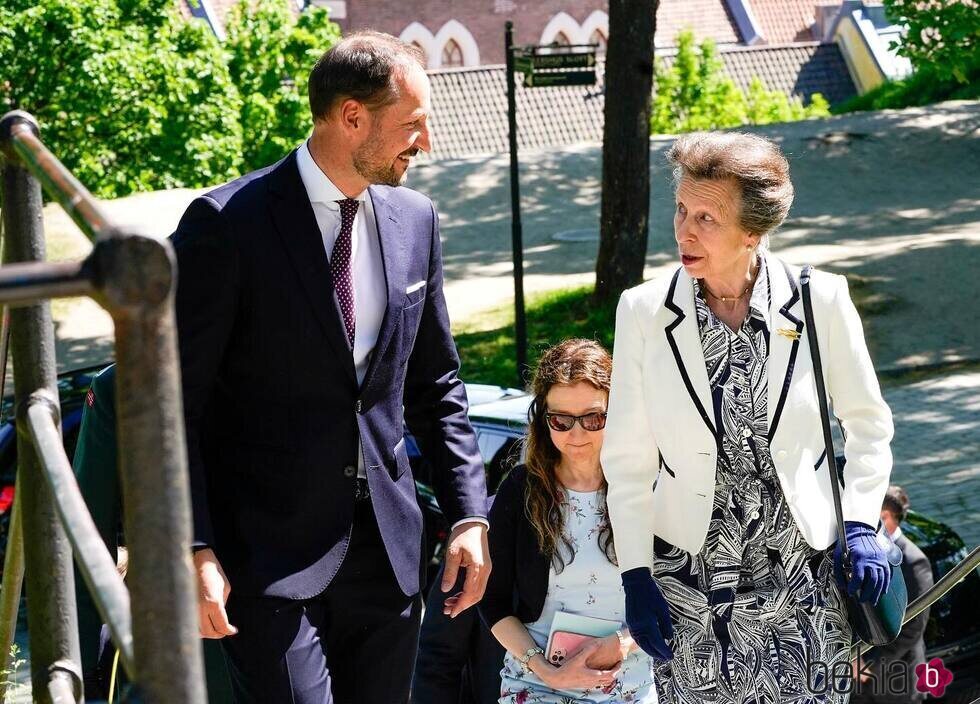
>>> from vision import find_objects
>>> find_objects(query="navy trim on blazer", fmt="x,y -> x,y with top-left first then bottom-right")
659,454 -> 676,478
814,448 -> 827,472
769,260 -> 804,442
664,268 -> 719,443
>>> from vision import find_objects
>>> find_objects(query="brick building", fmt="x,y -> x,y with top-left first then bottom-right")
329,0 -> 765,67
186,0 -> 831,68
181,1 -> 909,159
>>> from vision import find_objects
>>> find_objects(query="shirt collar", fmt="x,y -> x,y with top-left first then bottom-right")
749,253 -> 771,331
692,253 -> 771,332
296,140 -> 368,207
889,525 -> 903,541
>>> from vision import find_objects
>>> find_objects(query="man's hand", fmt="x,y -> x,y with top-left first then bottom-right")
439,521 -> 490,618
194,548 -> 238,639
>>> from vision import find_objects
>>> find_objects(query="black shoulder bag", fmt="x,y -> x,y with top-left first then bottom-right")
800,265 -> 907,646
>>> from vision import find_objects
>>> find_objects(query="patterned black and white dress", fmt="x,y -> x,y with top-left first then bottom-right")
652,258 -> 852,704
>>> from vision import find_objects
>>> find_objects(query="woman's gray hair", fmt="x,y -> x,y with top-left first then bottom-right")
668,131 -> 794,242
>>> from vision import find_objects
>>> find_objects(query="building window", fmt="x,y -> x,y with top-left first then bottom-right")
590,28 -> 607,54
442,39 -> 464,67
552,31 -> 572,47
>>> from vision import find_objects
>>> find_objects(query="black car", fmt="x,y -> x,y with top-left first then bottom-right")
407,381 -> 980,702
1,366 -> 978,700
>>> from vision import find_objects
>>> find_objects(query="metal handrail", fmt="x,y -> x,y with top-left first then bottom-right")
25,398 -> 134,676
0,260 -> 94,306
1,111 -> 110,244
854,544 -> 980,660
0,108 -> 206,703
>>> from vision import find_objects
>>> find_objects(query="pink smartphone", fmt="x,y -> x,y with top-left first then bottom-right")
547,631 -> 592,665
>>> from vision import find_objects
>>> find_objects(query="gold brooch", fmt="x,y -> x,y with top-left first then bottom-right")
777,328 -> 801,341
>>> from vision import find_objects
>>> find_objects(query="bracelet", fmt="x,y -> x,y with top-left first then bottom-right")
616,629 -> 630,659
517,647 -> 544,673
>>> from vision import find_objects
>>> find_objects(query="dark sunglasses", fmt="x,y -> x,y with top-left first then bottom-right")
545,411 -> 608,432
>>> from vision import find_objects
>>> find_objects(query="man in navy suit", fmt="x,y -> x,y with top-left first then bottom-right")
171,31 -> 490,703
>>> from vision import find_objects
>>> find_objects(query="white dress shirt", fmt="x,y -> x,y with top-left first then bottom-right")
297,141 -> 385,481
296,141 -> 386,387
295,142 -> 487,531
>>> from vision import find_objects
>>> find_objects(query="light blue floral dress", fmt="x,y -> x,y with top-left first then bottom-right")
498,489 -> 658,704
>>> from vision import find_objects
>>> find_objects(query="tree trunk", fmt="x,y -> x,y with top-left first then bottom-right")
594,0 -> 658,303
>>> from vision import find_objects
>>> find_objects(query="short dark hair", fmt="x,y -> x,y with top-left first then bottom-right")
882,485 -> 911,523
308,31 -> 425,122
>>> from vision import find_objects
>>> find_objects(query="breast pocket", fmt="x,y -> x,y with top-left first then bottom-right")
392,437 -> 411,479
404,280 -> 426,309
399,290 -> 426,352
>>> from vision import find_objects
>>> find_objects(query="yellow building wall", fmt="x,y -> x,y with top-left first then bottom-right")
835,18 -> 887,94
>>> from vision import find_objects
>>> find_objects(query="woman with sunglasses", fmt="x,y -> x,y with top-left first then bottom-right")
479,339 -> 658,703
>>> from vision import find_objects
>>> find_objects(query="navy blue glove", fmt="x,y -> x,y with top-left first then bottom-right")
833,521 -> 891,605
622,567 -> 674,661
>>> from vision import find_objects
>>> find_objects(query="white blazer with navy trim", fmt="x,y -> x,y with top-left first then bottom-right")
601,254 -> 894,573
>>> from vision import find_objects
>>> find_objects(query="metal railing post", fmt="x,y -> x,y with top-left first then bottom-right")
94,233 -> 207,703
1,112 -> 83,703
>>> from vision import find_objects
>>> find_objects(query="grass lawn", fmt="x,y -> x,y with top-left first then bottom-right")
453,273 -> 890,389
453,286 -> 617,388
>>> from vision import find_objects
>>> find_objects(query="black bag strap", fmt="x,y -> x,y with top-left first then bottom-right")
799,265 -> 849,561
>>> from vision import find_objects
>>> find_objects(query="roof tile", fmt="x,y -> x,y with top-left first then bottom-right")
747,0 -> 820,44
427,43 -> 856,160
657,0 -> 743,46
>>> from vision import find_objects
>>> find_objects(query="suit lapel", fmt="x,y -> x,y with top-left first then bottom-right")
266,151 -> 356,384
767,256 -> 804,442
361,187 -> 407,390
663,268 -> 718,443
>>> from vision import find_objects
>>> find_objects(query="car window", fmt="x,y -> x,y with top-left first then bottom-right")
476,429 -> 523,493
477,431 -> 511,467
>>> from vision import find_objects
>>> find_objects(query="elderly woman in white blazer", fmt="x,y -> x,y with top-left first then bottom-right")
602,132 -> 894,704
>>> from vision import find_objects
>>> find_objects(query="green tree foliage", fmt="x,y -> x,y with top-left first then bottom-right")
0,0 -> 341,198
832,61 -> 979,114
0,0 -> 243,197
883,0 -> 979,84
651,31 -> 830,135
224,0 -> 341,172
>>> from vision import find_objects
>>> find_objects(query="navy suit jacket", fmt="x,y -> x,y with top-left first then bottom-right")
171,149 -> 487,599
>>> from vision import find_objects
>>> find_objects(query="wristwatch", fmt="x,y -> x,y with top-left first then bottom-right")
517,647 -> 544,673
616,629 -> 630,660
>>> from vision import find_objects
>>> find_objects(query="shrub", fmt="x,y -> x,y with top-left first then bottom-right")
651,30 -> 830,135
0,0 -> 243,198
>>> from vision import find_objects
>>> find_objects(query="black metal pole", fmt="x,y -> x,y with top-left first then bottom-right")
505,21 -> 528,388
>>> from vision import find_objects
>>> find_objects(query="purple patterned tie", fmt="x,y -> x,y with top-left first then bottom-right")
332,198 -> 358,348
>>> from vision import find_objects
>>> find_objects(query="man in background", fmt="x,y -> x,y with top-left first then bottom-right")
853,485 -> 934,703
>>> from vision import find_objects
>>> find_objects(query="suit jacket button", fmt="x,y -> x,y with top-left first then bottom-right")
776,449 -> 788,460
343,465 -> 356,478
355,400 -> 362,414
